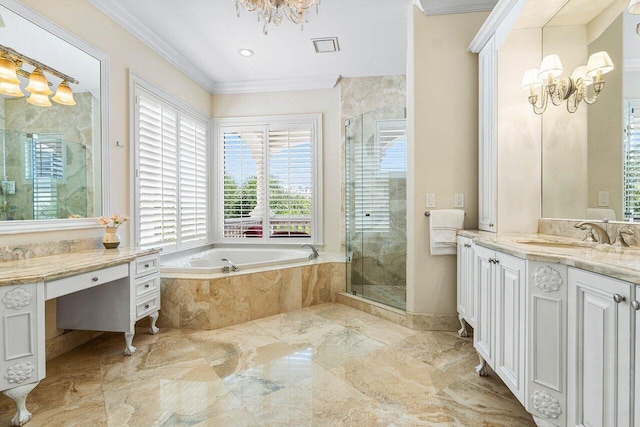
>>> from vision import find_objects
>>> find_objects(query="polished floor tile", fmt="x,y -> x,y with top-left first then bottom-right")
0,303 -> 535,426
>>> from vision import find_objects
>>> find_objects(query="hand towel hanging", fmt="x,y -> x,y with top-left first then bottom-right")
429,209 -> 465,255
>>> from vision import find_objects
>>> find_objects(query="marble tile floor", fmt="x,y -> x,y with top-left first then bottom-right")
0,303 -> 535,426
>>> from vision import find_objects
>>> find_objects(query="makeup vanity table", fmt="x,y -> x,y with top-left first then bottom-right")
0,247 -> 161,426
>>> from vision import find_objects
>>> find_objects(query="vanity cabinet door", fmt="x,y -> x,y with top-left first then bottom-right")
478,35 -> 497,232
494,252 -> 526,404
568,268 -> 632,427
474,245 -> 495,366
0,283 -> 43,392
635,285 -> 639,427
456,236 -> 475,327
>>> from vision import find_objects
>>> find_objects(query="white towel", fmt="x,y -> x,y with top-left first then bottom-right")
429,209 -> 465,256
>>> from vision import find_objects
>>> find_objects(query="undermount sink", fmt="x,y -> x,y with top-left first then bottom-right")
514,238 -> 593,250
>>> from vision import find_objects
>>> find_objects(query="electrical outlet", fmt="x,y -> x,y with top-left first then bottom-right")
598,191 -> 609,207
454,193 -> 464,208
426,193 -> 435,208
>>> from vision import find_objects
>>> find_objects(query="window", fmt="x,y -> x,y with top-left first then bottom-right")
624,100 -> 640,219
215,114 -> 322,243
354,119 -> 406,232
23,133 -> 66,220
133,83 -> 209,252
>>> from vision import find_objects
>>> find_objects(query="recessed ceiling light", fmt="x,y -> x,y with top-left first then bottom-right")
238,49 -> 254,57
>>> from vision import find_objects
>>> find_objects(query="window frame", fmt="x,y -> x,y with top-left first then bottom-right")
130,71 -> 211,253
212,114 -> 323,246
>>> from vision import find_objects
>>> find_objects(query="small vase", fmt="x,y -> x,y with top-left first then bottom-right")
103,227 -> 121,249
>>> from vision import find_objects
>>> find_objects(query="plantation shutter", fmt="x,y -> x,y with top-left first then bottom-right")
137,92 -> 178,249
268,123 -> 313,238
355,119 -> 406,232
25,135 -> 65,220
179,114 -> 208,244
624,100 -> 640,219
222,126 -> 265,238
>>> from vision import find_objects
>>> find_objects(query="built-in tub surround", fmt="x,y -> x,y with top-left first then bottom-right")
159,253 -> 345,330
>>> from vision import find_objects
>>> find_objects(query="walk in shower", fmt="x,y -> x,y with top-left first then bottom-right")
345,106 -> 407,310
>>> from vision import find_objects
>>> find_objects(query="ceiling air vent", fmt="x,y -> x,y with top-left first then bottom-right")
312,37 -> 340,54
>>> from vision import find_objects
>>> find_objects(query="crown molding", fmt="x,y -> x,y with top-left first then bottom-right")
417,0 -> 498,16
468,0 -> 525,52
86,0 -> 215,93
212,75 -> 340,95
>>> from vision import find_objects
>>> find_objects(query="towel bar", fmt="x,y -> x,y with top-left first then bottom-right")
424,210 -> 466,217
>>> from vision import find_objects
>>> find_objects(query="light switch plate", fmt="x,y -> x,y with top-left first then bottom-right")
598,191 -> 609,207
426,193 -> 435,208
454,193 -> 464,208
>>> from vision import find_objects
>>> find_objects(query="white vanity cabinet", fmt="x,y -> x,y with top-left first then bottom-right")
567,268 -> 633,427
478,35 -> 497,232
526,261 -> 567,426
473,245 -> 527,403
456,236 -> 475,336
0,283 -> 44,392
635,285 -> 640,427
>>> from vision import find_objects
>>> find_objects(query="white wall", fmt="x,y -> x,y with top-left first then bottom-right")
212,88 -> 342,252
4,0 -> 212,247
407,8 -> 488,314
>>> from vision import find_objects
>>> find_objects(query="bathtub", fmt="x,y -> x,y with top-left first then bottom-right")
161,247 -> 313,275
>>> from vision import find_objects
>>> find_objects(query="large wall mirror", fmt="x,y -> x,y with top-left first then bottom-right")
0,0 -> 108,234
541,0 -> 640,221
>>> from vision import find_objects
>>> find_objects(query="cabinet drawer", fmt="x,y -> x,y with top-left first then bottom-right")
136,274 -> 160,298
136,292 -> 160,320
46,264 -> 128,300
135,255 -> 159,278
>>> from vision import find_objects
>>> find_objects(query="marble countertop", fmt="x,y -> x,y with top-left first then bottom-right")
459,230 -> 640,285
0,247 -> 162,286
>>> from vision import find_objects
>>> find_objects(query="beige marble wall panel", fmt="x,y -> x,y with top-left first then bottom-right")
406,312 -> 459,332
160,262 -> 345,330
0,237 -> 101,262
211,276 -> 250,329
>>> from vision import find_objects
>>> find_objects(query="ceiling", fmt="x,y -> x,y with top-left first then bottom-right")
88,0 -> 499,94
89,0 -> 413,94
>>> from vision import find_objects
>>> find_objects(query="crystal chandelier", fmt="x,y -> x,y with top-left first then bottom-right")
234,0 -> 320,35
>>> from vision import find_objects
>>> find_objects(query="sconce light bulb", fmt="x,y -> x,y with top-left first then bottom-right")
0,54 -> 20,85
27,92 -> 52,107
0,81 -> 24,98
25,68 -> 52,96
52,80 -> 76,106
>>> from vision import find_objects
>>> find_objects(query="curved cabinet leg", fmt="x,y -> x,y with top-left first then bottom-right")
148,311 -> 159,335
3,381 -> 39,426
475,352 -> 489,376
124,331 -> 136,356
457,314 -> 469,337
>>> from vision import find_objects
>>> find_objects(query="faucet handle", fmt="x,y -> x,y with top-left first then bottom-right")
612,228 -> 634,247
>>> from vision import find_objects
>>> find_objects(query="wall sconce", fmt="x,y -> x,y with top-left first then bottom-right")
629,0 -> 640,14
0,44 -> 77,107
522,52 -> 614,114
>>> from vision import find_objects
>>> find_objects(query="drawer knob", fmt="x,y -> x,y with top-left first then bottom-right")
145,284 -> 150,288
613,294 -> 626,304
145,304 -> 150,309
632,300 -> 640,311
92,277 -> 99,282
144,264 -> 150,268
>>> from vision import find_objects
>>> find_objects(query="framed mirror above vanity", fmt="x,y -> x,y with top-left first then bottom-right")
0,0 -> 109,234
541,0 -> 640,222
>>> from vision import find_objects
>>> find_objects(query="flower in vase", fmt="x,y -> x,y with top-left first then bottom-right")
98,214 -> 129,228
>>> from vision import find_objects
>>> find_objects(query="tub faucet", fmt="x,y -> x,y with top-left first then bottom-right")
574,221 -> 610,244
221,258 -> 239,273
301,244 -> 319,260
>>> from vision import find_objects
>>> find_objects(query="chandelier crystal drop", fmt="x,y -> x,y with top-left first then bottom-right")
234,0 -> 320,35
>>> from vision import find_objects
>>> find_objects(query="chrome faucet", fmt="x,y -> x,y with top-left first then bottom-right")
301,244 -> 319,260
221,258 -> 239,273
574,221 -> 610,244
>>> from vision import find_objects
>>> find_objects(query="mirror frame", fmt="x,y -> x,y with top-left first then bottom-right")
0,0 -> 109,235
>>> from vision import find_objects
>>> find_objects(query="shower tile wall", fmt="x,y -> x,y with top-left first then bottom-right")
2,92 -> 95,220
340,75 -> 407,252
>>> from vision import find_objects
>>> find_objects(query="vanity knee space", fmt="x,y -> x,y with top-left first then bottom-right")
458,241 -> 640,426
